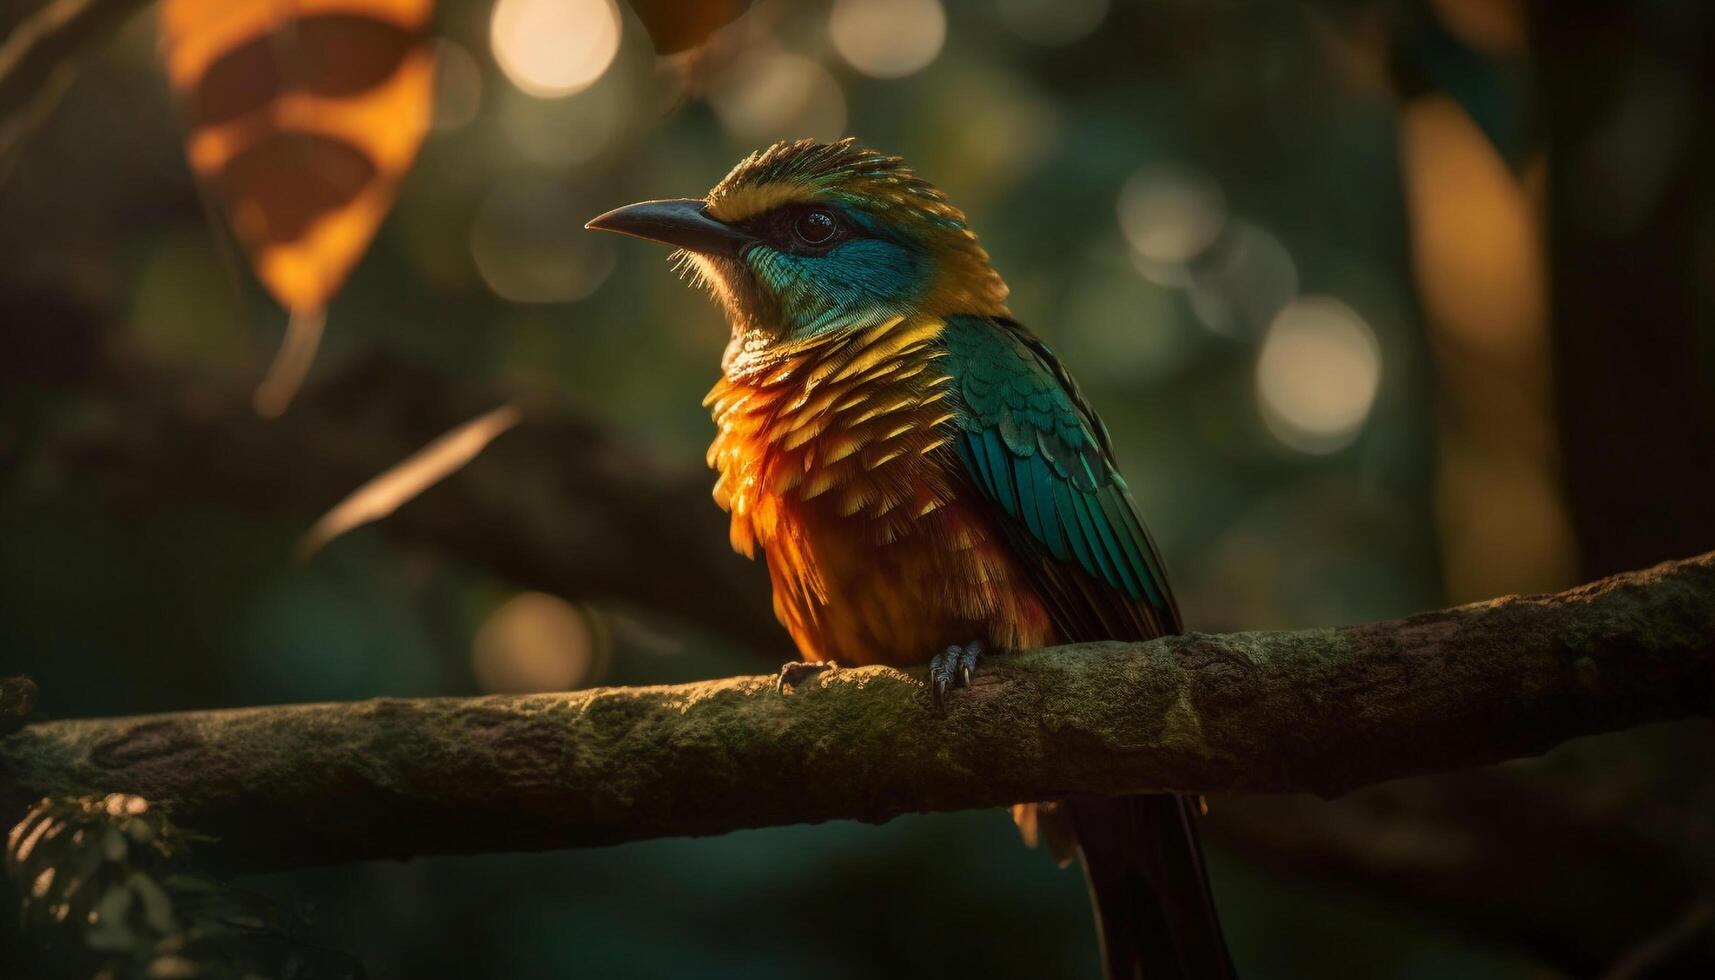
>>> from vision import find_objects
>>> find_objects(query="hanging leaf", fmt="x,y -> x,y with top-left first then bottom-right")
628,0 -> 749,55
158,0 -> 435,315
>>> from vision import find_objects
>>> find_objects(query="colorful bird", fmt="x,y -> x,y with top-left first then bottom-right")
588,139 -> 1235,979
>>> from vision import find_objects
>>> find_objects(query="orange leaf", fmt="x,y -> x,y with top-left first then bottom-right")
159,0 -> 434,314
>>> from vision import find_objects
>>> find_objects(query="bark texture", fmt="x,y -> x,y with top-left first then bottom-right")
2,551 -> 1710,875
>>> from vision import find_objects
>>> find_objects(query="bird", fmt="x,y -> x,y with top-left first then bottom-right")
587,138 -> 1235,980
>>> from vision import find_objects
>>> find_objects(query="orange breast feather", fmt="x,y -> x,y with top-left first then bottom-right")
705,316 -> 1054,665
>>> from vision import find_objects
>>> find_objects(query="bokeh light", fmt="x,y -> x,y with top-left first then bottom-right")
828,0 -> 946,79
1062,250 -> 1193,385
471,178 -> 616,303
1184,222 -> 1299,339
1403,96 -> 1543,356
996,0 -> 1108,46
1429,0 -> 1527,55
491,0 -> 623,99
472,592 -> 595,693
430,40 -> 483,132
1255,296 -> 1382,454
916,66 -> 1058,202
129,231 -> 245,369
1436,440 -> 1579,604
1117,166 -> 1227,267
711,47 -> 847,143
16,1 -> 1692,973
500,81 -> 627,168
1402,94 -> 1576,603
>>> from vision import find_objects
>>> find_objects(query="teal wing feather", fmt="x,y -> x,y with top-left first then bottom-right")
940,315 -> 1179,641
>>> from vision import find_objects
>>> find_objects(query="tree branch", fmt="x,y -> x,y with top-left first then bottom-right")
2,551 -> 1710,875
13,324 -> 1715,968
1207,764 -> 1715,976
37,350 -> 786,652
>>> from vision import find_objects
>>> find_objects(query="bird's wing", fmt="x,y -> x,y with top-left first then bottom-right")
942,317 -> 1234,979
939,314 -> 1180,642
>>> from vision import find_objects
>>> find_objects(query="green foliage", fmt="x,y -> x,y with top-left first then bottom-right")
5,795 -> 360,980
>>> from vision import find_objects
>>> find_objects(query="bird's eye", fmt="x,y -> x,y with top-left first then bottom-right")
794,208 -> 838,246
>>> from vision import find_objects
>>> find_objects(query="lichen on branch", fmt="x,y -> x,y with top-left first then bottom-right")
1,551 -> 1710,875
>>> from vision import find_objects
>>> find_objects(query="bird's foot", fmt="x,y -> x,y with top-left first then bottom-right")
776,660 -> 836,694
928,641 -> 984,708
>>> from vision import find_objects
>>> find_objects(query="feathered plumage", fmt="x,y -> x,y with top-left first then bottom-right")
588,138 -> 1236,980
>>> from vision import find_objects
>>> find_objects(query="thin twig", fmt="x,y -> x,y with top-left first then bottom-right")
0,0 -> 154,175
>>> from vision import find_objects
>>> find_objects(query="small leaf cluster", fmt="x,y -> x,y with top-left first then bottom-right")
6,794 -> 360,980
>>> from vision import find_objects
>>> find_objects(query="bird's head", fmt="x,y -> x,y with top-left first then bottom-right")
586,139 -> 1009,361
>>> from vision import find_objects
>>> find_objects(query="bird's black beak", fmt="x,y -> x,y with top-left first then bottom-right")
584,198 -> 755,257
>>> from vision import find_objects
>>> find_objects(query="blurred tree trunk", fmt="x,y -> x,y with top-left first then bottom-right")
1536,1 -> 1715,578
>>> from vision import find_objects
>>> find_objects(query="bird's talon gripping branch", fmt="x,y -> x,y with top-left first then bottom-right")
956,641 -> 983,688
776,660 -> 835,694
929,646 -> 956,707
928,642 -> 983,708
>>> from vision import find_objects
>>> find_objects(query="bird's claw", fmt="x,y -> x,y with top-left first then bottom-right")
928,641 -> 984,708
776,660 -> 835,694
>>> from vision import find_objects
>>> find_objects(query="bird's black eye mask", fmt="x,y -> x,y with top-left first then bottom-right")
742,203 -> 869,257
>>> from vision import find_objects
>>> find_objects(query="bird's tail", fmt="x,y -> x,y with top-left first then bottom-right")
1066,793 -> 1236,980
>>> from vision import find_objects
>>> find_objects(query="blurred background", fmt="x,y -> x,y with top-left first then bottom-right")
3,0 -> 1714,976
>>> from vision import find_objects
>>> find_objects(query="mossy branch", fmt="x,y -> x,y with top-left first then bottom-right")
2,552 -> 1711,874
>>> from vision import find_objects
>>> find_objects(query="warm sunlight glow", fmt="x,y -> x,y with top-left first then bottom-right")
491,0 -> 623,99
711,47 -> 847,143
1117,167 -> 1226,266
919,66 -> 1058,201
500,82 -> 626,167
1256,297 -> 1381,454
1403,95 -> 1543,357
432,39 -> 483,131
471,179 -> 616,303
1430,0 -> 1527,54
829,0 -> 945,78
1182,222 -> 1298,339
473,592 -> 594,693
